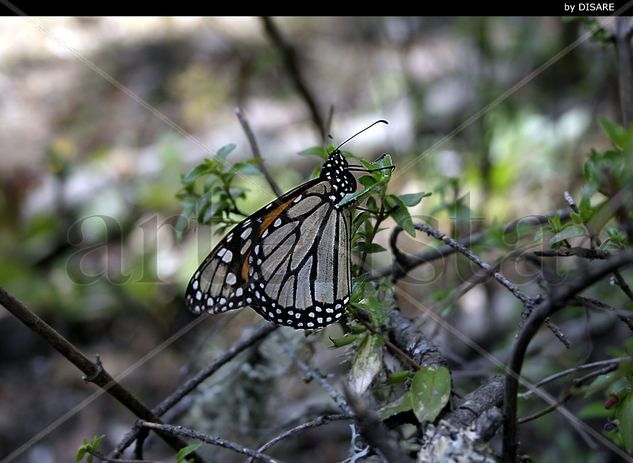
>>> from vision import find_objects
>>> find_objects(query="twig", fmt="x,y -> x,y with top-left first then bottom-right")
246,414 -> 352,463
343,387 -> 413,463
411,222 -> 533,305
502,249 -> 633,463
615,16 -> 633,126
573,296 -> 633,331
518,389 -> 573,425
0,286 -> 206,463
86,448 -> 160,463
530,357 -> 627,390
278,335 -> 353,415
136,421 -> 281,463
261,17 -> 325,138
533,247 -> 610,259
371,209 -> 572,281
112,323 -> 277,459
235,107 -> 283,197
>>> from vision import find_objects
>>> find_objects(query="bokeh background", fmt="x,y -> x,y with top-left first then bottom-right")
0,17 -> 629,462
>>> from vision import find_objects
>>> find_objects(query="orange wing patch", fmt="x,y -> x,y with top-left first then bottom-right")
259,196 -> 296,236
240,195 -> 298,281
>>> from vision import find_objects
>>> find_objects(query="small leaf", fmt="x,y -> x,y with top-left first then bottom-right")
598,117 -> 628,150
410,366 -> 451,423
388,370 -> 413,384
549,224 -> 586,246
617,392 -> 633,452
386,195 -> 416,237
215,143 -> 236,163
176,442 -> 203,463
398,192 -> 430,207
329,334 -> 357,348
353,243 -> 387,254
183,163 -> 210,183
233,161 -> 263,176
348,334 -> 384,395
380,391 -> 413,420
299,145 -> 328,159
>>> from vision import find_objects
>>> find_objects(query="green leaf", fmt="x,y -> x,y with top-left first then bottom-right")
233,161 -> 263,176
348,334 -> 384,395
329,334 -> 357,348
298,145 -> 328,159
386,195 -> 416,237
388,370 -> 413,384
410,366 -> 451,423
617,392 -> 633,452
183,163 -> 210,183
398,192 -> 431,207
75,435 -> 104,463
380,391 -> 413,420
176,442 -> 203,463
549,224 -> 586,246
215,143 -> 236,163
353,243 -> 387,254
598,117 -> 628,150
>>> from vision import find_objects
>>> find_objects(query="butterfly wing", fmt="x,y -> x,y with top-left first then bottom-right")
185,179 -> 324,316
247,181 -> 352,329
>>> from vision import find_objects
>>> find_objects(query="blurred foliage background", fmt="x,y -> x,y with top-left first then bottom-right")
0,16 -> 630,462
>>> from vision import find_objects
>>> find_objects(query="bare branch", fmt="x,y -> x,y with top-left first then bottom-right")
261,17 -> 325,138
573,296 -> 633,331
502,249 -> 633,462
136,421 -> 281,463
278,335 -> 353,415
533,247 -> 610,259
235,107 -> 284,197
0,286 -> 206,463
112,322 -> 277,459
411,222 -> 533,305
371,209 -> 572,281
246,413 -> 353,463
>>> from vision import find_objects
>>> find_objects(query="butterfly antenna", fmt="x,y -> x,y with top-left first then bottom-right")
335,119 -> 388,151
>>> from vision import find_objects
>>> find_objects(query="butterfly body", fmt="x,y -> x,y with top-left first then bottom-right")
186,150 -> 356,329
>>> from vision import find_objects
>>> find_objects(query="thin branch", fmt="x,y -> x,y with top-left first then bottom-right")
343,387 -> 413,463
246,414 -> 353,463
533,247 -> 610,259
0,286 -> 206,463
502,249 -> 633,463
573,296 -> 633,331
411,222 -> 533,305
261,17 -> 325,138
530,357 -> 627,390
136,421 -> 281,463
112,323 -> 277,459
615,16 -> 633,126
235,107 -> 284,197
371,209 -> 572,281
86,449 -> 160,463
518,389 -> 573,425
278,335 -> 353,415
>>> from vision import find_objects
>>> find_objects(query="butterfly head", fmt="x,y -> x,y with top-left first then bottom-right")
320,149 -> 357,203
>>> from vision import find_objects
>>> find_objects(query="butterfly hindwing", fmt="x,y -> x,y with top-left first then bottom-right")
247,181 -> 352,329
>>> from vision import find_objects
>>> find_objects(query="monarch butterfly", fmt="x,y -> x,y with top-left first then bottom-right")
185,121 -> 391,330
